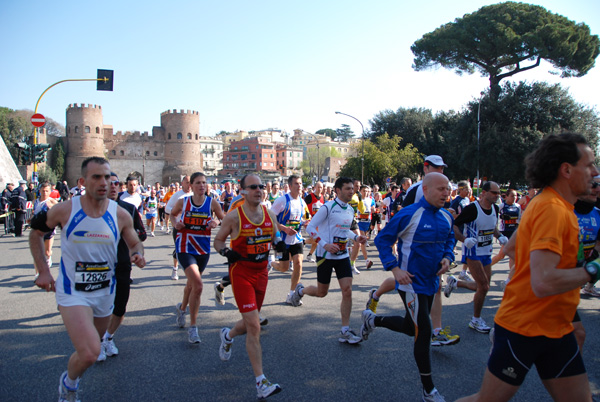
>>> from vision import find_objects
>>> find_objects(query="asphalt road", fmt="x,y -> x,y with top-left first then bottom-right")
1,227 -> 599,401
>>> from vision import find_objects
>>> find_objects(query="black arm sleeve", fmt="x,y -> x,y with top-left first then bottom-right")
30,209 -> 53,232
401,187 -> 417,207
133,210 -> 147,242
453,203 -> 478,227
304,194 -> 313,205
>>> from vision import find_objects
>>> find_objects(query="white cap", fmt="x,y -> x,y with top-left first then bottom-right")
424,155 -> 447,168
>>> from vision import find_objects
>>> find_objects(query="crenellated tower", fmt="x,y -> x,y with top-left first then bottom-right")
65,103 -> 105,186
160,109 -> 203,183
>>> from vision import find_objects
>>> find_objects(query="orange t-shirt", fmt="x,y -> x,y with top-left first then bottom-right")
494,187 -> 580,338
163,190 -> 175,205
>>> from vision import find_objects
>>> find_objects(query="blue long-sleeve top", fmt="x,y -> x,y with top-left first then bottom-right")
374,196 -> 456,296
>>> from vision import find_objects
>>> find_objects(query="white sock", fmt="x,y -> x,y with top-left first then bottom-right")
63,373 -> 79,390
433,327 -> 442,335
256,374 -> 266,385
341,326 -> 350,334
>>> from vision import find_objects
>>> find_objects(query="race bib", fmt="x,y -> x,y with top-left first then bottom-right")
183,211 -> 210,231
358,213 -> 370,222
247,234 -> 272,262
286,219 -> 301,231
74,261 -> 110,292
477,229 -> 494,248
333,236 -> 348,256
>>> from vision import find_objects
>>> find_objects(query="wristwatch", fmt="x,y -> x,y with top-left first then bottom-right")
584,262 -> 598,282
219,247 -> 229,257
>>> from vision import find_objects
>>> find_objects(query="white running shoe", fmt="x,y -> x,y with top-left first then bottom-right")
361,309 -> 376,341
423,387 -> 446,402
103,338 -> 119,356
458,270 -> 474,282
469,318 -> 491,334
256,378 -> 282,400
365,259 -> 373,269
306,254 -> 316,263
175,303 -> 186,328
188,326 -> 201,344
171,269 -> 178,280
352,265 -> 361,275
285,292 -> 302,306
214,282 -> 225,305
444,275 -> 458,298
150,232 -> 155,237
166,229 -> 171,234
338,329 -> 362,344
219,327 -> 233,361
58,371 -> 81,402
291,283 -> 304,307
96,343 -> 107,362
582,284 -> 600,297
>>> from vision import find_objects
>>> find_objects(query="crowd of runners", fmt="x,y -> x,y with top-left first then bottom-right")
23,132 -> 600,401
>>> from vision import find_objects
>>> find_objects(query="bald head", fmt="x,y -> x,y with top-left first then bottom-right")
422,172 -> 450,209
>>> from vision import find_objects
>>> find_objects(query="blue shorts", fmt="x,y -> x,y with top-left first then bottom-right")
146,212 -> 157,219
357,221 -> 370,232
177,253 -> 209,272
466,254 -> 492,266
488,323 -> 586,386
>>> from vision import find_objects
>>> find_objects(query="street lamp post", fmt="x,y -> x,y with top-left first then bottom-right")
335,111 -> 365,183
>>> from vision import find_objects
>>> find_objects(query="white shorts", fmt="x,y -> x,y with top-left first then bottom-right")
55,292 -> 115,318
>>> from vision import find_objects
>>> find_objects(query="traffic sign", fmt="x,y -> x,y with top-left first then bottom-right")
31,113 -> 46,127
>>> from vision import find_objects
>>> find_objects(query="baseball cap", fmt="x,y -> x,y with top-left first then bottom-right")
18,179 -> 27,184
424,155 -> 447,168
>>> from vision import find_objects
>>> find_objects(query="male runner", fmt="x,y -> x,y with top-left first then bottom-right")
445,181 -> 507,333
362,172 -> 455,402
214,174 -> 282,400
291,177 -> 367,343
490,188 -> 521,287
97,172 -> 147,360
448,180 -> 474,282
457,133 -> 599,402
165,176 -> 192,280
30,157 -> 145,402
270,175 -> 309,305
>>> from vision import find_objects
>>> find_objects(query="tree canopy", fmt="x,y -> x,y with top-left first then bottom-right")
411,2 -> 600,98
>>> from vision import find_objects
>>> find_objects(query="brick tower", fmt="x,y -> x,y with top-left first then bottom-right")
160,109 -> 203,184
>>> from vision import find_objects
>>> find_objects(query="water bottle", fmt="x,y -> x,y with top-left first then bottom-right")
274,231 -> 283,260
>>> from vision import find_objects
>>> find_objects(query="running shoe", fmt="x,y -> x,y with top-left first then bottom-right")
58,371 -> 81,402
96,342 -> 107,362
256,378 -> 281,400
360,309 -> 376,341
365,288 -> 379,313
444,275 -> 457,298
171,269 -> 178,280
431,327 -> 460,346
260,316 -> 269,326
469,318 -> 491,334
365,259 -> 373,269
166,229 -> 171,234
338,329 -> 362,344
458,270 -> 474,282
352,265 -> 361,275
306,254 -> 316,263
175,303 -> 186,328
188,326 -> 201,344
150,232 -> 155,237
291,283 -> 304,307
422,387 -> 446,402
103,338 -> 119,357
581,285 -> 600,297
219,327 -> 233,361
214,282 -> 225,305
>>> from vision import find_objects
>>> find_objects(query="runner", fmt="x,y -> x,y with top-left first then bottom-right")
165,176 -> 192,280
363,172 -> 455,402
170,172 -> 225,343
456,133 -> 598,402
30,157 -> 145,402
31,182 -> 58,280
214,174 -> 282,400
357,185 -> 374,269
448,180 -> 475,282
290,177 -> 367,343
304,181 -> 325,263
144,187 -> 158,237
490,188 -> 521,287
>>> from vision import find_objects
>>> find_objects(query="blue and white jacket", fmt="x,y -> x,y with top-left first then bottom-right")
374,197 -> 455,296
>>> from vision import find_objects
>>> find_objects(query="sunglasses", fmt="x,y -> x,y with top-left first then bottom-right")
246,184 -> 265,190
110,180 -> 120,186
592,182 -> 599,189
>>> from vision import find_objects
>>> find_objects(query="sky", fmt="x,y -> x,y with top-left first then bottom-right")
2,0 -> 599,138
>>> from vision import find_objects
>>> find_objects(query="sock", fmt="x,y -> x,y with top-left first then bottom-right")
433,327 -> 442,336
341,326 -> 350,334
224,332 -> 232,342
173,266 -> 178,271
472,316 -> 481,322
63,373 -> 79,390
423,384 -> 436,395
350,260 -> 355,267
372,293 -> 380,301
256,374 -> 266,385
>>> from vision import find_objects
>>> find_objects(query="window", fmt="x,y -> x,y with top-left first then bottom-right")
270,162 -> 274,167
168,133 -> 172,139
146,151 -> 150,156
120,150 -> 124,156
177,132 -> 182,140
154,151 -> 157,156
111,150 -> 116,156
187,133 -> 192,140
85,126 -> 90,133
195,134 -> 198,140
241,154 -> 247,160
270,154 -> 273,158
251,154 -> 256,160
96,127 -> 100,134
74,126 -> 79,133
